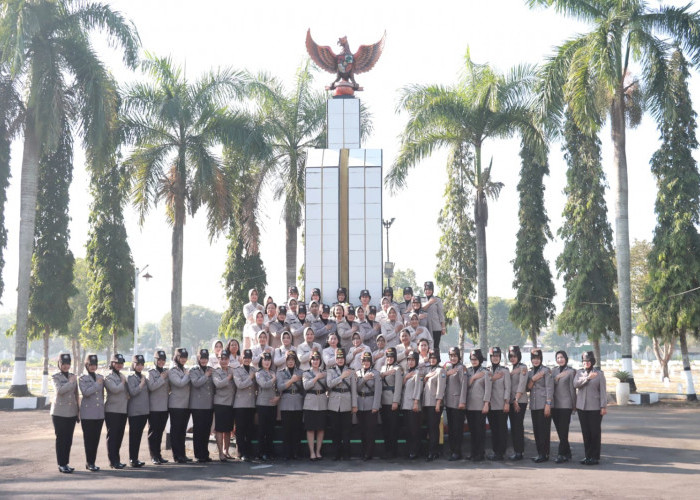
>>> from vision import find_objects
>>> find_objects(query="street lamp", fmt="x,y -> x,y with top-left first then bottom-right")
383,218 -> 396,287
133,265 -> 153,356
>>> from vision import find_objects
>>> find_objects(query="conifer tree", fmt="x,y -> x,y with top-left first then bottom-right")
556,111 -> 618,366
510,138 -> 555,347
643,50 -> 700,401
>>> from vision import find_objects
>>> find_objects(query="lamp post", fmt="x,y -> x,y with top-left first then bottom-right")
133,265 -> 153,355
383,218 -> 396,287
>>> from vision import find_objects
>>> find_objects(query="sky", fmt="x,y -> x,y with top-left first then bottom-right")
2,0 -> 696,325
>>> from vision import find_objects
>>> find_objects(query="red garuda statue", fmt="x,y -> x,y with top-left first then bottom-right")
306,29 -> 386,96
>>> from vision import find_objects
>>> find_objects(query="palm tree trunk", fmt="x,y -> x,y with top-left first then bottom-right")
592,337 -> 601,369
8,122 -> 40,397
285,212 -> 297,288
475,213 -> 487,353
42,326 -> 50,397
678,330 -> 697,401
111,326 -> 118,357
170,193 -> 185,355
530,326 -> 538,349
611,91 -> 635,391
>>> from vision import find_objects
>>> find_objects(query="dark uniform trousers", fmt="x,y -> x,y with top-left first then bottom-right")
551,408 -> 573,457
128,415 -> 148,461
432,331 -> 442,350
531,409 -> 551,457
329,410 -> 352,458
487,409 -> 508,456
81,419 -> 103,465
466,410 -> 486,459
234,408 -> 255,459
191,409 -> 214,460
52,415 -> 77,466
147,411 -> 169,459
423,407 -> 441,456
381,405 -> 400,456
280,410 -> 303,459
169,408 -> 190,459
357,410 -> 378,458
578,410 -> 603,460
402,410 -> 421,456
105,412 -> 127,464
445,408 -> 465,457
508,403 -> 527,454
256,406 -> 276,457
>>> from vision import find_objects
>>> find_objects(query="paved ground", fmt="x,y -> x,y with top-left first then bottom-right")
0,401 -> 698,499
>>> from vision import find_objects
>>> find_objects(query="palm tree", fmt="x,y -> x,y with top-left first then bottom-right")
528,0 -> 700,387
122,54 -> 263,353
0,0 -> 139,396
387,49 -> 540,352
245,61 -> 327,288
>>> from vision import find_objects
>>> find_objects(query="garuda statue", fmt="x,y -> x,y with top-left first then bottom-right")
306,29 -> 385,96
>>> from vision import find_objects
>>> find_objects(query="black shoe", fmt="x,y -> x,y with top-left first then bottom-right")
152,457 -> 162,465
509,452 -> 523,461
554,455 -> 569,464
66,465 -> 75,472
425,454 -> 434,462
580,457 -> 590,465
408,453 -> 417,460
109,462 -> 126,469
448,453 -> 459,461
130,460 -> 145,467
531,455 -> 548,463
471,455 -> 485,462
487,454 -> 504,461
175,457 -> 188,464
158,456 -> 169,464
85,463 -> 100,472
58,465 -> 73,474
586,458 -> 600,465
261,454 -> 270,462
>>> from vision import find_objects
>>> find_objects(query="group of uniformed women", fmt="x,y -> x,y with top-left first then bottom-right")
50,284 -> 607,472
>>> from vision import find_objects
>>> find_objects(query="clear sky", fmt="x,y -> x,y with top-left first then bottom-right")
2,0 -> 696,325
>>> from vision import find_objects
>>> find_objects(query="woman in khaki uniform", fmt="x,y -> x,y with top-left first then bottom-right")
422,350 -> 445,461
380,347 -> 403,459
507,345 -> 528,460
303,351 -> 328,460
51,353 -> 79,473
466,348 -> 491,461
255,352 -> 280,461
356,351 -> 382,460
527,348 -> 553,463
79,354 -> 104,472
401,351 -> 423,459
327,348 -> 358,460
212,350 -> 235,461
104,353 -> 128,469
487,347 -> 511,461
277,350 -> 305,460
552,350 -> 577,463
574,351 -> 607,465
444,347 -> 468,461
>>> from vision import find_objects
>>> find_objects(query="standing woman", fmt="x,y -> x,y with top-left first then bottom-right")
380,347 -> 403,459
527,348 -> 553,463
444,347 -> 468,461
355,351 -> 382,460
552,350 -> 577,463
422,350 -> 445,461
322,332 -> 341,369
303,351 -> 328,461
233,349 -> 257,462
51,353 -> 79,473
574,351 -> 607,465
297,327 -> 322,371
104,353 -> 128,469
277,351 -> 305,460
422,281 -> 446,350
79,354 -> 105,472
226,338 -> 241,368
507,345 -> 528,461
327,348 -> 358,460
486,347 -> 511,461
466,349 -> 491,462
401,351 -> 423,459
380,306 -> 402,347
126,355 -> 149,467
190,349 -> 214,463
210,340 -> 224,369
255,352 -> 280,461
212,350 -> 235,461
396,329 -> 416,371
337,305 -> 359,350
168,347 -> 192,463
146,350 -> 170,464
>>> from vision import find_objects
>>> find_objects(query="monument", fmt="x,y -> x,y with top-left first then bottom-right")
304,31 -> 386,305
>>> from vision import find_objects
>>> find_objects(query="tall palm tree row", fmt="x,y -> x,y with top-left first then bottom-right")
0,0 -> 139,396
528,0 -> 700,387
121,54 -> 266,353
387,49 -> 542,352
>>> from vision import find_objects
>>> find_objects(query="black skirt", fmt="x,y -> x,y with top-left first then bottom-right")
214,405 -> 234,432
303,409 -> 326,431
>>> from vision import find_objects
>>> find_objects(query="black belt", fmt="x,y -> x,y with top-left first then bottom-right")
358,391 -> 373,397
283,389 -> 300,395
332,388 -> 350,393
382,386 -> 395,391
311,390 -> 325,395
